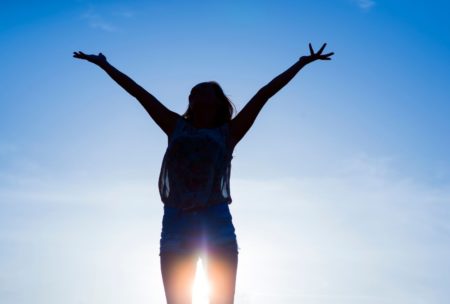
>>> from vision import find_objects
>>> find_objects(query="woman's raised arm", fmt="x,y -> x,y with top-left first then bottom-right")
228,43 -> 334,148
73,51 -> 179,137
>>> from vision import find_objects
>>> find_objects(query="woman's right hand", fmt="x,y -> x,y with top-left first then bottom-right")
73,51 -> 108,66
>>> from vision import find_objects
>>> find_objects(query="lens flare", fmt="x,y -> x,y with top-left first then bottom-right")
192,258 -> 211,304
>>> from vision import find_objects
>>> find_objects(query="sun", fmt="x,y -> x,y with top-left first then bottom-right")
192,258 -> 211,304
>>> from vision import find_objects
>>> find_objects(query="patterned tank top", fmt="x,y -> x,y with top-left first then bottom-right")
158,115 -> 234,210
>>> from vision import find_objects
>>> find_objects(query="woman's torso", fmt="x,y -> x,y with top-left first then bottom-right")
158,116 -> 234,210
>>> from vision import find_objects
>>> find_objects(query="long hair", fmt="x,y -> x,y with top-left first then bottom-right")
182,81 -> 236,127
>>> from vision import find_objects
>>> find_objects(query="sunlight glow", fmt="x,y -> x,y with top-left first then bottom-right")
192,258 -> 211,304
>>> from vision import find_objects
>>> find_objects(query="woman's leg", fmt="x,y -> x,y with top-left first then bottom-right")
206,246 -> 238,304
160,251 -> 198,304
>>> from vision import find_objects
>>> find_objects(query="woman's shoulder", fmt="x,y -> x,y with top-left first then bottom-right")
167,115 -> 187,140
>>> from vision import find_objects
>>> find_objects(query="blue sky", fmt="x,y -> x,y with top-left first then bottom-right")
1,0 -> 449,303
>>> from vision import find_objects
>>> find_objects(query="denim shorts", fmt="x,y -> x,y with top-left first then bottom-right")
159,202 -> 239,256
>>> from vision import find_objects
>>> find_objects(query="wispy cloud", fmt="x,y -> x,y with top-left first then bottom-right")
80,6 -> 135,33
111,9 -> 135,19
352,0 -> 376,11
81,8 -> 119,32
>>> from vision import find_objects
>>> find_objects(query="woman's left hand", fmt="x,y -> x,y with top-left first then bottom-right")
299,43 -> 334,65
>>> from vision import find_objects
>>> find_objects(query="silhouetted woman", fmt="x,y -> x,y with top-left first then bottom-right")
73,43 -> 333,303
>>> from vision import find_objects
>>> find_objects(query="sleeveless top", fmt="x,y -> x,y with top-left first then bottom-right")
158,115 -> 234,210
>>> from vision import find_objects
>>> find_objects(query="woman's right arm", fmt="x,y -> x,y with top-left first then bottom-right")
73,51 -> 179,137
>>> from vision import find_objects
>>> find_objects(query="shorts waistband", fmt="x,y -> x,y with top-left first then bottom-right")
163,202 -> 229,214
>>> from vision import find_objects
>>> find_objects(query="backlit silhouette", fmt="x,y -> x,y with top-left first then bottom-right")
73,43 -> 334,303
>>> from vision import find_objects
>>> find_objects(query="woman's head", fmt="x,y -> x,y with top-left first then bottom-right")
183,81 -> 236,127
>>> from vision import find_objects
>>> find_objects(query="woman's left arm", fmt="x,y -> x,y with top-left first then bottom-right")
229,43 -> 334,148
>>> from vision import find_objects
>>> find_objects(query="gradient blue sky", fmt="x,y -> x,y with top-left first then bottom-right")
1,1 -> 449,303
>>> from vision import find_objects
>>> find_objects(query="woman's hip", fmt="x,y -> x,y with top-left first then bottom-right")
159,202 -> 238,255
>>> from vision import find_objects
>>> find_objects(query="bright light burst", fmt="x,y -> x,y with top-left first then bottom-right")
192,258 -> 211,304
